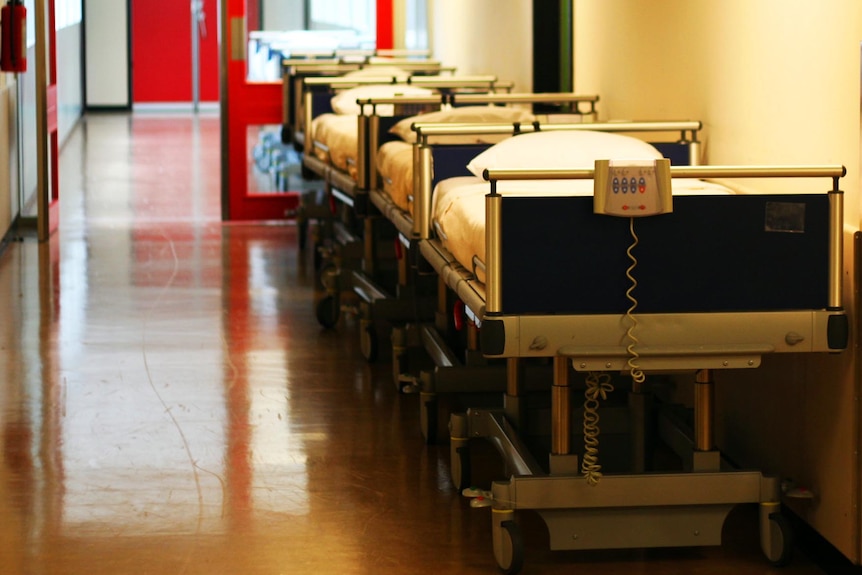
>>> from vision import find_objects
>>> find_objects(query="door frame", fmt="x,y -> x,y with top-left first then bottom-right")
219,0 -> 393,221
34,0 -> 59,241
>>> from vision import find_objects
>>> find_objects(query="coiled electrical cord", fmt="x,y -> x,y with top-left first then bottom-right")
582,371 -> 614,486
625,217 -> 646,387
581,218 -> 645,486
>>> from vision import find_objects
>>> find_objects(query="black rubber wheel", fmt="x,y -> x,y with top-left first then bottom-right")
767,512 -> 794,567
360,323 -> 378,363
498,520 -> 525,575
315,296 -> 339,329
280,124 -> 292,145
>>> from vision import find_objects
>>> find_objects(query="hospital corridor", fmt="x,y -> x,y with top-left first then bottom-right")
2,1 -> 862,574
0,108 -> 845,575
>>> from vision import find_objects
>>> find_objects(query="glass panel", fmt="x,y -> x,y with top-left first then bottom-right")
55,0 -> 82,30
247,124 -> 318,195
405,0 -> 428,50
19,46 -> 37,218
57,24 -> 83,144
309,0 -> 374,38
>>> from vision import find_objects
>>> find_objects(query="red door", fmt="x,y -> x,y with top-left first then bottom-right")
222,0 -> 393,221
131,0 -> 219,104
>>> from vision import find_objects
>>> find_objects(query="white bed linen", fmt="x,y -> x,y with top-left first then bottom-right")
310,114 -> 359,177
432,177 -> 735,284
376,140 -> 415,212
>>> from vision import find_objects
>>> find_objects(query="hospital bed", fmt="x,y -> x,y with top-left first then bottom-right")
405,127 -> 846,571
295,75 -> 507,198
301,75 -> 517,184
377,121 -> 698,440
306,94 -> 599,367
296,76 -> 518,292
284,58 -> 453,150
296,84 -> 555,331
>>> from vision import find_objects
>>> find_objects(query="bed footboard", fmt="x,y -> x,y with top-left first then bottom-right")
480,166 -> 848,366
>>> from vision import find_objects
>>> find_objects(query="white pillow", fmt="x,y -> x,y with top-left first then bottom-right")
330,84 -> 434,116
465,130 -> 664,178
390,105 -> 536,143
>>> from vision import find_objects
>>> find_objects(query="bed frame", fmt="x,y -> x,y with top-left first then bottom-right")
285,60 -> 455,150
386,121 -> 701,440
434,163 -> 847,573
297,80 -> 523,335
302,92 -> 599,338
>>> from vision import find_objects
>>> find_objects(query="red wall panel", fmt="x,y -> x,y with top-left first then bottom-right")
132,0 -> 219,103
376,0 -> 393,49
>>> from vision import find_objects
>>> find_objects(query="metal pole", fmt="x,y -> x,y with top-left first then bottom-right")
551,356 -> 571,455
694,369 -> 714,452
35,0 -> 49,241
191,0 -> 201,113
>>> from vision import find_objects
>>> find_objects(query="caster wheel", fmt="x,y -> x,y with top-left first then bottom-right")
316,296 -> 340,329
360,322 -> 378,363
280,125 -> 292,145
496,521 -> 525,575
765,513 -> 794,567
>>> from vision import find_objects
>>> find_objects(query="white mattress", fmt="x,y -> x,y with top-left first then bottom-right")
432,177 -> 736,284
310,113 -> 359,178
376,141 -> 415,212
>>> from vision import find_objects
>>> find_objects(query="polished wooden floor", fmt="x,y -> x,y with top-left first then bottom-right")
0,113 -> 842,574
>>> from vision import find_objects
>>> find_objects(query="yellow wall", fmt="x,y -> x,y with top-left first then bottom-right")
430,0 -> 533,92
574,0 -> 861,201
574,0 -> 862,562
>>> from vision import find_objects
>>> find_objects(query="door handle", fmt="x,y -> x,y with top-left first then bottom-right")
192,0 -> 207,39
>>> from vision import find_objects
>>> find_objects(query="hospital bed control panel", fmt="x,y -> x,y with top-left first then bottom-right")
593,158 -> 673,217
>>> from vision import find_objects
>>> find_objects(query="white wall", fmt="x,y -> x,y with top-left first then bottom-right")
430,0 -> 532,92
84,0 -> 128,107
58,24 -> 84,139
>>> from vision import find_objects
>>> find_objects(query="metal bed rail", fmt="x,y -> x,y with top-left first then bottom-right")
412,121 -> 702,241
301,75 -> 503,159
474,165 -> 847,363
482,164 -> 846,313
